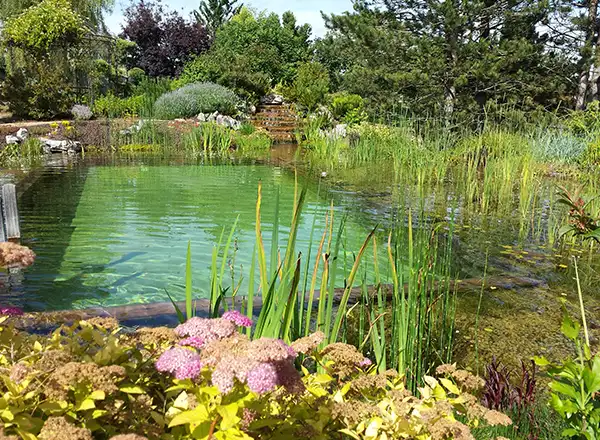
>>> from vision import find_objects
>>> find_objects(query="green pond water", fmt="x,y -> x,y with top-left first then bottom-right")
12,161 -> 385,311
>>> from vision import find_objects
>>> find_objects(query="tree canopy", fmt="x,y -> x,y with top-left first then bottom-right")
318,0 -> 575,122
194,0 -> 242,39
120,0 -> 210,78
178,8 -> 311,100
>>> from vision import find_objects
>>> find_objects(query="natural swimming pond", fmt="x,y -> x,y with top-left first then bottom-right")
12,160 -> 386,311
2,155 -> 600,369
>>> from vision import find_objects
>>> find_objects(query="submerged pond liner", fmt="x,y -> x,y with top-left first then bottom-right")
17,274 -> 547,329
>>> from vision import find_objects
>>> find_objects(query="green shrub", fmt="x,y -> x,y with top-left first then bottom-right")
92,94 -> 143,118
127,67 -> 146,85
283,62 -> 330,111
0,314 -> 512,439
176,55 -> 272,102
535,308 -> 600,439
153,82 -> 239,120
581,137 -> 600,168
566,101 -> 600,136
3,0 -> 84,53
330,92 -> 366,122
0,66 -> 75,119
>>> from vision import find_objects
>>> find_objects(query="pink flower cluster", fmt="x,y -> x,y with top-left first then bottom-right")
221,310 -> 253,328
359,358 -> 373,368
156,313 -> 303,395
155,347 -> 203,380
174,317 -> 237,347
205,337 -> 302,394
0,306 -> 23,316
178,336 -> 205,349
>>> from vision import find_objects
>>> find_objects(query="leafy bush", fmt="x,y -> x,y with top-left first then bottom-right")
127,67 -> 146,85
581,137 -> 600,168
556,187 -> 600,242
535,308 -> 600,439
283,62 -> 330,111
71,104 -> 93,120
330,92 -> 366,122
92,94 -> 144,118
176,9 -> 311,102
0,313 -> 512,439
2,0 -> 84,53
566,101 -> 600,136
0,65 -> 75,119
153,82 -> 239,119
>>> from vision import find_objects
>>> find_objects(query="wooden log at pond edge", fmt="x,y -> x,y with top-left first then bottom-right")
24,275 -> 548,328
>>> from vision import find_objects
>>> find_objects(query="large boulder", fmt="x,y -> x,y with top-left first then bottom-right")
260,94 -> 284,105
15,128 -> 28,141
39,138 -> 82,154
5,135 -> 20,145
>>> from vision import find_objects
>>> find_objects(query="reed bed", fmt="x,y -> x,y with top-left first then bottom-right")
172,179 -> 457,390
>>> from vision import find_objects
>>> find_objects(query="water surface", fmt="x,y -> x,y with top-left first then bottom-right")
14,161 -> 380,310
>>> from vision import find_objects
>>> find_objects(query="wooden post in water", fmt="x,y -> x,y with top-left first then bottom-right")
1,184 -> 20,241
0,205 -> 5,243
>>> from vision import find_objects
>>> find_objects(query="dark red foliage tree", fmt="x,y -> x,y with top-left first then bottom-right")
120,0 -> 210,78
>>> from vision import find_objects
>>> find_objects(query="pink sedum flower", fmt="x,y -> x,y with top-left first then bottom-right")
155,347 -> 203,380
0,306 -> 23,316
175,317 -> 236,343
211,363 -> 236,394
358,358 -> 373,368
246,363 -> 278,394
222,310 -> 253,328
178,336 -> 205,349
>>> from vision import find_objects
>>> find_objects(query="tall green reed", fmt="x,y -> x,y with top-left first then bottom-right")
175,180 -> 457,388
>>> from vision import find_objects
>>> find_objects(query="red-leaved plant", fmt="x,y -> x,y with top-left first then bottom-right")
557,187 -> 599,243
482,357 -> 538,439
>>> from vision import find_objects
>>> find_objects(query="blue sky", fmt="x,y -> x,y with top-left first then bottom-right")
105,0 -> 354,38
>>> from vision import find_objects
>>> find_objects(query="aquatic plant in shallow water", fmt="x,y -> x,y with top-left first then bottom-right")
557,186 -> 600,242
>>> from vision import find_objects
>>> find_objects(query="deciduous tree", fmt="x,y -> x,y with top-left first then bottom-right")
120,0 -> 209,77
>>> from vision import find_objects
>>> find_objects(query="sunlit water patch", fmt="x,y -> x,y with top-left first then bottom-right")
12,163 -> 384,311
